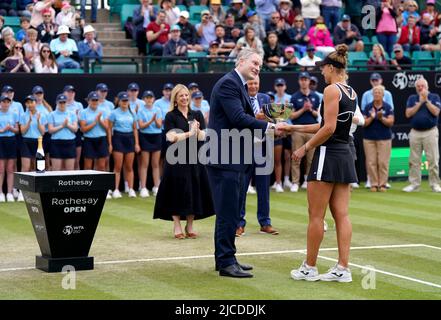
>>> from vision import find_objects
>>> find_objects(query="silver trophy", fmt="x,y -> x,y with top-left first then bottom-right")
262,102 -> 293,123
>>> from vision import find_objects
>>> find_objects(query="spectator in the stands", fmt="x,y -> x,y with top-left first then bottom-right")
78,25 -> 102,63
360,72 -> 394,111
421,0 -> 441,27
376,0 -> 398,57
300,0 -> 321,30
263,31 -> 284,69
55,1 -> 75,29
222,13 -> 242,43
397,15 -> 421,53
16,16 -> 31,42
307,16 -> 335,56
230,25 -> 264,59
280,46 -> 299,70
37,8 -> 58,44
17,0 -> 34,17
244,10 -> 266,41
420,13 -> 438,46
50,25 -> 80,70
31,0 -> 55,29
1,40 -> 31,73
333,14 -> 364,52
160,0 -> 180,26
266,11 -> 290,45
298,45 -> 322,69
402,0 -> 420,26
196,10 -> 216,51
0,0 -> 18,17
177,11 -> 203,52
33,43 -> 58,73
0,16 -> 4,36
227,0 -> 248,24
23,28 -> 42,65
255,0 -> 278,29
163,24 -> 187,57
0,27 -> 15,62
214,24 -> 235,56
321,0 -> 342,33
146,10 -> 170,56
288,15 -> 309,57
278,0 -> 296,26
70,13 -> 84,43
368,43 -> 388,70
390,43 -> 412,70
133,0 -> 157,55
209,0 -> 226,25
80,0 -> 97,23
344,0 -> 363,33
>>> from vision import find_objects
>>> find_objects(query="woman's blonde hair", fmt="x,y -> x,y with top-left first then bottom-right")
169,84 -> 190,112
372,85 -> 385,95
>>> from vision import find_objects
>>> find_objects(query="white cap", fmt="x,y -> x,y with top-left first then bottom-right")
57,25 -> 70,35
83,25 -> 95,35
180,10 -> 189,19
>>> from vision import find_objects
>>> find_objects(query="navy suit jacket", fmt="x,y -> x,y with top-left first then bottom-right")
255,93 -> 270,110
208,71 -> 268,172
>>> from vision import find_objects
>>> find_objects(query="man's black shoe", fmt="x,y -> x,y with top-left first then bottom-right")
219,264 -> 253,278
215,262 -> 253,271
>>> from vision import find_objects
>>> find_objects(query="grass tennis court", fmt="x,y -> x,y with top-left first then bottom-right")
0,181 -> 440,300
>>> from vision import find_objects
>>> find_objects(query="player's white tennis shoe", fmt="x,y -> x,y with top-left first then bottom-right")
291,261 -> 320,281
320,263 -> 352,282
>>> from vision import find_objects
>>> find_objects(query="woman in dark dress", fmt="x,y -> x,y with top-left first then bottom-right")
153,84 -> 214,239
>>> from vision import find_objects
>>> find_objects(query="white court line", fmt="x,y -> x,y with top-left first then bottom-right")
316,255 -> 441,290
421,244 -> 441,251
0,243 -> 426,273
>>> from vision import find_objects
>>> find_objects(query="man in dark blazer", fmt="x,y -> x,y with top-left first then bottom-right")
237,76 -> 278,238
207,48 -> 285,278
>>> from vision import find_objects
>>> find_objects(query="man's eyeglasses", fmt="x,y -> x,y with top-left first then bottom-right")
272,16 -> 280,20
15,46 -> 23,49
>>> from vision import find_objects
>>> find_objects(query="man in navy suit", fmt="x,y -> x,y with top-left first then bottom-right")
237,76 -> 279,238
207,48 -> 285,278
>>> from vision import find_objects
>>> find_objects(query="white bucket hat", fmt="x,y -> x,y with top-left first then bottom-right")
57,25 -> 70,35
83,25 -> 95,35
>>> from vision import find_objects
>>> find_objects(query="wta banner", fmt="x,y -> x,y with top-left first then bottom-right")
14,170 -> 114,272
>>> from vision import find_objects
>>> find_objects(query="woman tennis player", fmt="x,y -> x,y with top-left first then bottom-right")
282,44 -> 357,282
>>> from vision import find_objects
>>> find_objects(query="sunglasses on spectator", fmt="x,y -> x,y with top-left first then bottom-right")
295,19 -> 303,22
272,16 -> 280,19
43,15 -> 51,17
42,50 -> 51,53
15,46 -> 23,49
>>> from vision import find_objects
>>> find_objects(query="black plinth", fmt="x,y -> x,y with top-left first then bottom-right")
14,170 -> 114,273
36,256 -> 94,273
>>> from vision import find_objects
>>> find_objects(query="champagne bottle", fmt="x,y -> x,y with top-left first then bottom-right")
36,136 -> 45,173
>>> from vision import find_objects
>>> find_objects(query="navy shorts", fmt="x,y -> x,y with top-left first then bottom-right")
282,136 -> 292,150
274,138 -> 283,147
21,138 -> 38,158
43,132 -> 51,153
83,137 -> 109,159
0,136 -> 17,159
139,132 -> 162,152
75,130 -> 83,147
112,131 -> 135,153
50,139 -> 76,159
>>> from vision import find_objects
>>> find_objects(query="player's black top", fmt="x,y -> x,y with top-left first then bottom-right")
319,82 -> 357,146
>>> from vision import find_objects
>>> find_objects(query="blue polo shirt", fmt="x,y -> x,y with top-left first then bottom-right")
66,100 -> 83,116
153,97 -> 170,129
36,104 -> 51,132
363,102 -> 394,140
48,109 -> 78,140
20,111 -> 48,139
97,99 -> 115,113
290,91 -> 321,125
191,100 -> 210,115
0,110 -> 18,137
274,93 -> 291,104
406,93 -> 441,130
129,98 -> 145,113
78,107 -> 110,138
10,101 -> 24,117
109,108 -> 137,133
137,105 -> 162,134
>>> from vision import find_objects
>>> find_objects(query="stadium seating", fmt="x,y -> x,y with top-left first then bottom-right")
412,51 -> 436,71
60,68 -> 85,74
189,5 -> 209,21
120,4 -> 138,30
3,16 -> 20,33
